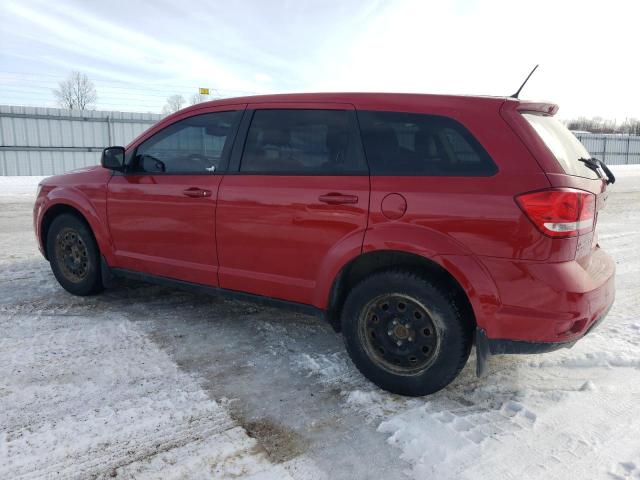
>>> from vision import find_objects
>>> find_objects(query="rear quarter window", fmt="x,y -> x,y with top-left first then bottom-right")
522,113 -> 599,179
357,110 -> 497,176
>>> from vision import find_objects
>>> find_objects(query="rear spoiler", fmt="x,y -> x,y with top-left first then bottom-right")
513,100 -> 559,116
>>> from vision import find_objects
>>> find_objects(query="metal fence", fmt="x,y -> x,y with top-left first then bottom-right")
0,105 -> 162,176
573,133 -> 640,165
1,104 -> 639,175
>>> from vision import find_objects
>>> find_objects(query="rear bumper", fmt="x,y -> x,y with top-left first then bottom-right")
475,304 -> 611,376
474,246 -> 615,376
478,246 -> 615,343
483,302 -> 611,354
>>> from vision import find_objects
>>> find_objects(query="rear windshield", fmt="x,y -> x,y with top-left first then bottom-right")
522,113 -> 599,179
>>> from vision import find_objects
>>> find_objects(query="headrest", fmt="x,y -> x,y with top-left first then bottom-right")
261,129 -> 290,147
365,126 -> 399,150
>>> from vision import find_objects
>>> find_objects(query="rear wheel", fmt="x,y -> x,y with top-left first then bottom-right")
47,214 -> 103,296
341,270 -> 472,396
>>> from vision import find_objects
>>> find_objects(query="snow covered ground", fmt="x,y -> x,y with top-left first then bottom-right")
1,166 -> 639,479
0,175 -> 47,199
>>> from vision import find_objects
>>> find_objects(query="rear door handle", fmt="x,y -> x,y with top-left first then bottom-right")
183,187 -> 212,198
318,193 -> 359,205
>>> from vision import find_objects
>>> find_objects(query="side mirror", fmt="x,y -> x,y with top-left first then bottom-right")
101,146 -> 125,171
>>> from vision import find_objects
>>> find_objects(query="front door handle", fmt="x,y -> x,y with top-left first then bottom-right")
318,193 -> 359,205
183,187 -> 212,198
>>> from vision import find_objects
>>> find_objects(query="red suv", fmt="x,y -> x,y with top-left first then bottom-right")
33,93 -> 615,396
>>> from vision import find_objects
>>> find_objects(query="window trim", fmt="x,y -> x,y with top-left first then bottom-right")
227,108 -> 369,176
122,109 -> 243,176
356,109 -> 499,177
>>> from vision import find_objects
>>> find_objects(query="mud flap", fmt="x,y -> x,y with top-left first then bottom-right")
475,328 -> 490,377
101,256 -> 116,288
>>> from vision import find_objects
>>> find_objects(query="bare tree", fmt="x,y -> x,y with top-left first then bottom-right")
565,116 -> 640,135
190,93 -> 209,105
619,118 -> 640,135
53,71 -> 97,110
162,94 -> 186,114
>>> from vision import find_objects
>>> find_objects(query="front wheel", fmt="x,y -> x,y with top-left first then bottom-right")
46,214 -> 103,296
341,270 -> 472,396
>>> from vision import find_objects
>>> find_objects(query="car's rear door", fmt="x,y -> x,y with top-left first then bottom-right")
106,105 -> 244,285
216,103 -> 370,305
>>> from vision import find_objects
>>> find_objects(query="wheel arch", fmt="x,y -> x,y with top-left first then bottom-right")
39,190 -> 113,262
41,204 -> 94,260
324,250 -> 479,333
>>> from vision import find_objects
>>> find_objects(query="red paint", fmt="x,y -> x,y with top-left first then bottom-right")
380,193 -> 407,220
106,174 -> 223,285
216,175 -> 369,304
34,92 -> 615,348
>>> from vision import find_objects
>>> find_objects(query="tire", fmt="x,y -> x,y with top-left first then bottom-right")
46,213 -> 103,296
341,270 -> 472,396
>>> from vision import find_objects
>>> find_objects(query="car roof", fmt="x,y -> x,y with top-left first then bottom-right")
179,92 -> 510,113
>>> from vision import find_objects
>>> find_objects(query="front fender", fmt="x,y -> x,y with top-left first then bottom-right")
40,186 -> 115,263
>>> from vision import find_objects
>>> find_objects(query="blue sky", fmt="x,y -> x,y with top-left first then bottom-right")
0,0 -> 638,119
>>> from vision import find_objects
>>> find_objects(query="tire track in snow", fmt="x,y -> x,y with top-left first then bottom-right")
0,310 -> 301,479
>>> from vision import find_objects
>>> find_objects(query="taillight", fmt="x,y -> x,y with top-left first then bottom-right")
515,188 -> 596,238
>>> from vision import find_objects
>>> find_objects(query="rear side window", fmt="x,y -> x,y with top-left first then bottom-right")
132,110 -> 240,174
522,113 -> 599,179
357,111 -> 497,176
240,109 -> 366,174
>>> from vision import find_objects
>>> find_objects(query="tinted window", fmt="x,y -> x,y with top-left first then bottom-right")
240,109 -> 366,174
358,111 -> 497,176
522,113 -> 598,179
132,111 -> 240,174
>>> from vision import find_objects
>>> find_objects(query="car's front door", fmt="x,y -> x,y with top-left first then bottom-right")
106,106 -> 244,285
216,104 -> 370,305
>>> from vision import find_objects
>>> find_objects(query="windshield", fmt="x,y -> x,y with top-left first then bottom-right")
522,113 -> 599,179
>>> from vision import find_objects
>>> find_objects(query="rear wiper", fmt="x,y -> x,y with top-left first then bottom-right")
594,157 -> 616,185
578,157 -> 616,185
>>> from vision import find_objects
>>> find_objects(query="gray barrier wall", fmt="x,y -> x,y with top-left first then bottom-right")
0,105 -> 162,175
573,133 -> 640,166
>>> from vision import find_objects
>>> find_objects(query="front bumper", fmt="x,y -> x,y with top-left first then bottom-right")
33,195 -> 46,257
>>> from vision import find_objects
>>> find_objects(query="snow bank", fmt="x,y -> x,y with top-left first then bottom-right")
374,378 -> 640,480
0,176 -> 47,198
